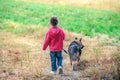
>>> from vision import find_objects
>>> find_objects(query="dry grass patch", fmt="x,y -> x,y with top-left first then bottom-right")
0,28 -> 119,79
25,0 -> 120,11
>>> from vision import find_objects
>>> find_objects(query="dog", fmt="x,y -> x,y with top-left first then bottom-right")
63,37 -> 84,70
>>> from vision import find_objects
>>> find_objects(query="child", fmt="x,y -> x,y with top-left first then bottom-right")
42,16 -> 65,75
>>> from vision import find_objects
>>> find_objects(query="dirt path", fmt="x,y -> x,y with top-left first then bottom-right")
12,36 -> 91,80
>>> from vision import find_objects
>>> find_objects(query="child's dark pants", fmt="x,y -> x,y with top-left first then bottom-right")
50,51 -> 63,71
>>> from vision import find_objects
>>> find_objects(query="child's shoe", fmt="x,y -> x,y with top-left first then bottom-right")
50,71 -> 56,75
58,66 -> 63,74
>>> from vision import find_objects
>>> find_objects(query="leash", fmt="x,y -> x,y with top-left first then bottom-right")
63,49 -> 68,54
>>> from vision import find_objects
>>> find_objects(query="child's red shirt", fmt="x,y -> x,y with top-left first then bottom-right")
42,27 -> 65,52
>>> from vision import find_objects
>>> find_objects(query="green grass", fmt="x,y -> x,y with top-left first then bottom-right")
0,0 -> 120,40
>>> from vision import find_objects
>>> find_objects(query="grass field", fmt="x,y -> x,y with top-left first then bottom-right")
0,0 -> 120,80
0,0 -> 120,40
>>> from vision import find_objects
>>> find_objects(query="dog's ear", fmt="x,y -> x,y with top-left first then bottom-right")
79,38 -> 82,41
82,45 -> 84,49
75,37 -> 77,40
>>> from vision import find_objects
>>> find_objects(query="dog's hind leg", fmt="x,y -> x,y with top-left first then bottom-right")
70,58 -> 72,66
78,57 -> 80,62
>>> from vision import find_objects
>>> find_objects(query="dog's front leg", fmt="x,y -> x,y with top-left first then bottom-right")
78,57 -> 80,63
72,60 -> 78,71
70,57 -> 72,66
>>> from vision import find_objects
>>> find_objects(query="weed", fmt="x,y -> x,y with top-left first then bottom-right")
93,48 -> 101,63
20,58 -> 23,67
112,50 -> 120,80
26,48 -> 30,62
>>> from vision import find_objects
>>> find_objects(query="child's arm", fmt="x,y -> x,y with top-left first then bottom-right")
42,32 -> 50,50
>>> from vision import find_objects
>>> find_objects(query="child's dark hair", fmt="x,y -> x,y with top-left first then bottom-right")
50,17 -> 58,26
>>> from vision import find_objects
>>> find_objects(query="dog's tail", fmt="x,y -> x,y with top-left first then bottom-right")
63,49 -> 68,54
